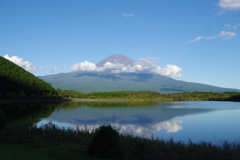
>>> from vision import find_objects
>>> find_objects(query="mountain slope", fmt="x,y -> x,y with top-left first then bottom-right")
40,71 -> 240,93
96,54 -> 135,67
0,56 -> 57,97
39,54 -> 240,93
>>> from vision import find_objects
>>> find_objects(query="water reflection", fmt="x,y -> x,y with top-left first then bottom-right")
0,102 -> 58,127
37,101 -> 219,139
70,119 -> 182,137
5,101 -> 239,142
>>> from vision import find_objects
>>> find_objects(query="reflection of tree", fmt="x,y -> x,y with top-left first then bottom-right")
0,102 -> 78,127
86,101 -> 158,107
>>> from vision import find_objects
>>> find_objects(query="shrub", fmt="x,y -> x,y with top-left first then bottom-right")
18,91 -> 27,99
29,95 -> 37,100
87,125 -> 119,158
0,110 -> 7,130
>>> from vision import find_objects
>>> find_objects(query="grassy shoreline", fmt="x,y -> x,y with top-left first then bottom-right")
0,143 -> 103,160
1,122 -> 240,160
1,90 -> 240,102
71,98 -> 127,102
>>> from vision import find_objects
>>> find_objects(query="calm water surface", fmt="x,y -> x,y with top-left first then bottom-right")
37,101 -> 240,143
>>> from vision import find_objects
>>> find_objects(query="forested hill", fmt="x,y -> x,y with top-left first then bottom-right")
0,56 -> 58,99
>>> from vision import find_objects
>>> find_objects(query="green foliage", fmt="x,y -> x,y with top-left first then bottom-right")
151,91 -> 240,102
57,90 -> 161,100
2,122 -> 240,159
0,109 -> 7,130
29,95 -> 37,100
57,90 -> 240,102
0,143 -> 100,160
0,122 -> 93,146
0,56 -> 59,99
18,91 -> 27,99
57,90 -> 86,99
87,125 -> 119,158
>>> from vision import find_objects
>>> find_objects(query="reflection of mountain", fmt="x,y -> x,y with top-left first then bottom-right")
38,102 -> 218,137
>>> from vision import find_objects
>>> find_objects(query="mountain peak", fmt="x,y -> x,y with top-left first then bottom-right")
96,54 -> 135,67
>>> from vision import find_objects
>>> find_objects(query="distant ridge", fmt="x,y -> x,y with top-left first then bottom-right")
96,54 -> 135,67
39,54 -> 240,93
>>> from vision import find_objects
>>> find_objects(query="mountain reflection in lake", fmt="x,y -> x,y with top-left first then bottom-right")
37,101 -> 240,143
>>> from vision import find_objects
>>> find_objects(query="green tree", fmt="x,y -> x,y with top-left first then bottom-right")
18,91 -> 27,99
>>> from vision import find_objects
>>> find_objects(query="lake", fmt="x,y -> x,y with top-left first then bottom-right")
36,101 -> 240,144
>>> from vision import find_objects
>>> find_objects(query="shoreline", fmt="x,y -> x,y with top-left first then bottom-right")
71,98 -> 127,102
0,98 -> 128,103
0,99 -> 70,103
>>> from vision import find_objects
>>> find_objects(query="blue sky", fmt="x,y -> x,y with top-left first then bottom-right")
1,0 -> 240,89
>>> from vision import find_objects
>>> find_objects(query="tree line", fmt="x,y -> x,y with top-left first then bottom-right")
0,56 -> 59,100
1,56 -> 240,101
57,89 -> 240,101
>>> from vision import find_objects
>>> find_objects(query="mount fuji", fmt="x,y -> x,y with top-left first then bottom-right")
40,54 -> 240,93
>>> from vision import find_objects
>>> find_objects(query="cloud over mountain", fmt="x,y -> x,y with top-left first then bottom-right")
4,54 -> 37,71
71,57 -> 182,78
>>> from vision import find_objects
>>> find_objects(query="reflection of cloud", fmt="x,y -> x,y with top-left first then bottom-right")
70,119 -> 182,137
71,58 -> 182,78
188,31 -> 236,43
153,120 -> 182,133
4,54 -> 37,71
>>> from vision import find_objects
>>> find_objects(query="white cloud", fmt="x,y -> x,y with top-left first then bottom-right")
205,36 -> 217,40
54,66 -> 59,70
122,13 -> 135,17
233,26 -> 238,29
224,24 -> 231,27
188,31 -> 236,43
71,58 -> 182,78
218,0 -> 240,10
4,54 -> 37,71
48,70 -> 54,73
217,31 -> 236,39
217,10 -> 226,15
188,36 -> 205,43
39,66 -> 43,69
71,60 -> 97,72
